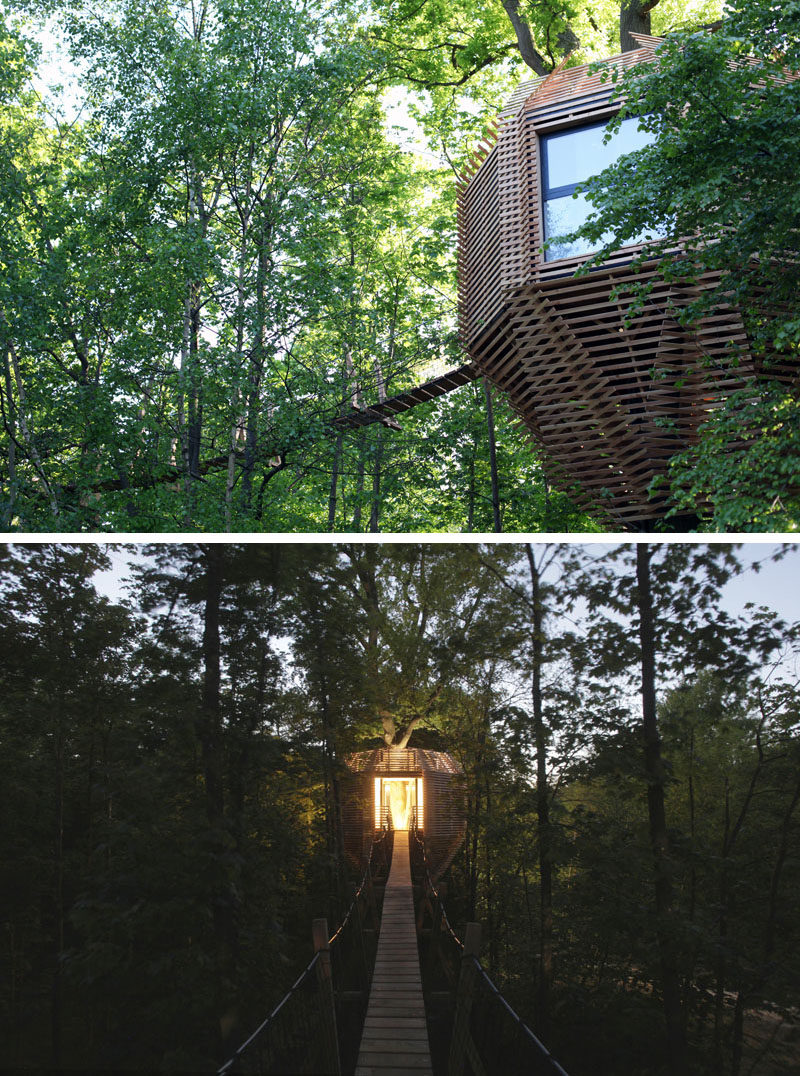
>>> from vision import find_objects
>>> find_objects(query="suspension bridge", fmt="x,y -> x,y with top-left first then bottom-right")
218,821 -> 569,1076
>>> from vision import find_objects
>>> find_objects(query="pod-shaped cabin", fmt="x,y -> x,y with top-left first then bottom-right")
342,747 -> 466,880
457,34 -> 794,529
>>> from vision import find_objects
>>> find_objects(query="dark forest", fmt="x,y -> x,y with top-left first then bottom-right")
1,542 -> 798,1074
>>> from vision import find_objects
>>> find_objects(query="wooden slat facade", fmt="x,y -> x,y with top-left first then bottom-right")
457,34 -> 796,528
342,748 -> 466,882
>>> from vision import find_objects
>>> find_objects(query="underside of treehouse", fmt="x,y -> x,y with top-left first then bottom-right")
457,34 -> 794,530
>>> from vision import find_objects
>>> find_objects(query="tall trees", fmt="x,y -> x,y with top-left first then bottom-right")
636,544 -> 687,1074
2,0 -> 734,531
0,545 -> 136,1066
570,542 -> 793,1072
1,541 -> 798,1072
3,0 -> 496,530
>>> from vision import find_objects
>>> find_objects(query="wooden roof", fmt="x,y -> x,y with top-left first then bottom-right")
346,747 -> 463,775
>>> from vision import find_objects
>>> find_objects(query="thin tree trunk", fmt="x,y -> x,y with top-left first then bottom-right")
198,546 -> 236,1050
3,333 -> 60,519
1,341 -> 18,525
367,340 -> 391,533
226,218 -> 251,526
200,546 -> 225,827
526,545 -> 552,1036
731,771 -> 800,1076
369,430 -> 383,532
484,379 -> 502,532
353,443 -> 365,530
328,433 -> 343,531
636,544 -> 687,1075
466,451 -> 476,531
51,694 -> 65,1068
484,768 -> 497,976
468,788 -> 481,920
242,226 -> 271,508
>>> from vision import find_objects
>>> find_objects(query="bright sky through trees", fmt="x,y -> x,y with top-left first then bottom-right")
84,540 -> 800,623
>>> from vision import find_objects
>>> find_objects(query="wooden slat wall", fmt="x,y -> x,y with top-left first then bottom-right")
458,143 -> 504,345
457,37 -> 796,528
342,749 -> 467,881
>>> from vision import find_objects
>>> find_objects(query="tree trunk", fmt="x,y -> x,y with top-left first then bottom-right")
484,379 -> 502,532
353,443 -> 365,530
500,0 -> 548,73
200,546 -> 225,826
369,430 -> 383,532
526,545 -> 552,1037
636,543 -> 687,1075
242,226 -> 271,508
620,0 -> 660,52
1,342 -> 18,526
198,546 -> 237,1049
484,768 -> 497,976
328,433 -> 343,531
51,693 -> 65,1068
466,451 -> 476,531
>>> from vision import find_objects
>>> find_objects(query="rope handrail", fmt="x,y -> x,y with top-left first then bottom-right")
467,955 -> 570,1076
217,828 -> 392,1075
218,954 -> 320,1075
411,826 -> 462,951
410,826 -> 570,1076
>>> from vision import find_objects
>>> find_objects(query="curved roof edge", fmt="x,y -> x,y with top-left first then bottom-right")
346,746 -> 463,775
501,35 -> 666,121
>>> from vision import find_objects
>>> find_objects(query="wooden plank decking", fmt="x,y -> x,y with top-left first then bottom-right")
333,364 -> 481,430
355,830 -> 433,1076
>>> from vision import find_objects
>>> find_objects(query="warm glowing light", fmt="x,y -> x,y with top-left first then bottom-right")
386,780 -> 411,829
416,777 -> 424,829
373,776 -> 422,830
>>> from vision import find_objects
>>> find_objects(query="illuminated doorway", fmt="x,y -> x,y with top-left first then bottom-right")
373,777 -> 424,830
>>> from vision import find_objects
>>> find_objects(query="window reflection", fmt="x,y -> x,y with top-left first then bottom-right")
542,116 -> 655,262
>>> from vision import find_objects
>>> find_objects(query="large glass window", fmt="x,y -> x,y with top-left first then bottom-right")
541,116 -> 654,262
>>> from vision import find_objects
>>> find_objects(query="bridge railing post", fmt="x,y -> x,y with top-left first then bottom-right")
349,882 -> 371,995
312,918 -> 342,1076
425,881 -> 447,982
364,858 -> 380,931
448,922 -> 485,1076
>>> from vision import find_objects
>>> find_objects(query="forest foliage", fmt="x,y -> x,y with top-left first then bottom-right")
0,0 -> 608,533
17,0 -> 800,532
1,541 -> 798,1074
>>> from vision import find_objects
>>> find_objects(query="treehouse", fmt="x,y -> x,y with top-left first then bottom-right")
457,34 -> 786,529
342,746 -> 466,880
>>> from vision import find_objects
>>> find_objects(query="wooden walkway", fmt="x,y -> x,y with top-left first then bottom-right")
333,364 -> 481,430
355,830 -> 433,1076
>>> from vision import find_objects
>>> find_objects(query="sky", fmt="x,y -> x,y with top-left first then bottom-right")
88,540 -> 800,627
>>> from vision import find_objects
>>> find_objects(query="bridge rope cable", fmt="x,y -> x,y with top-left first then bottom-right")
218,829 -> 393,1076
411,828 -> 570,1076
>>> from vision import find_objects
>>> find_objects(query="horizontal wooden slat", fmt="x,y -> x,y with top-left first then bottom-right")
456,41 -> 798,528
